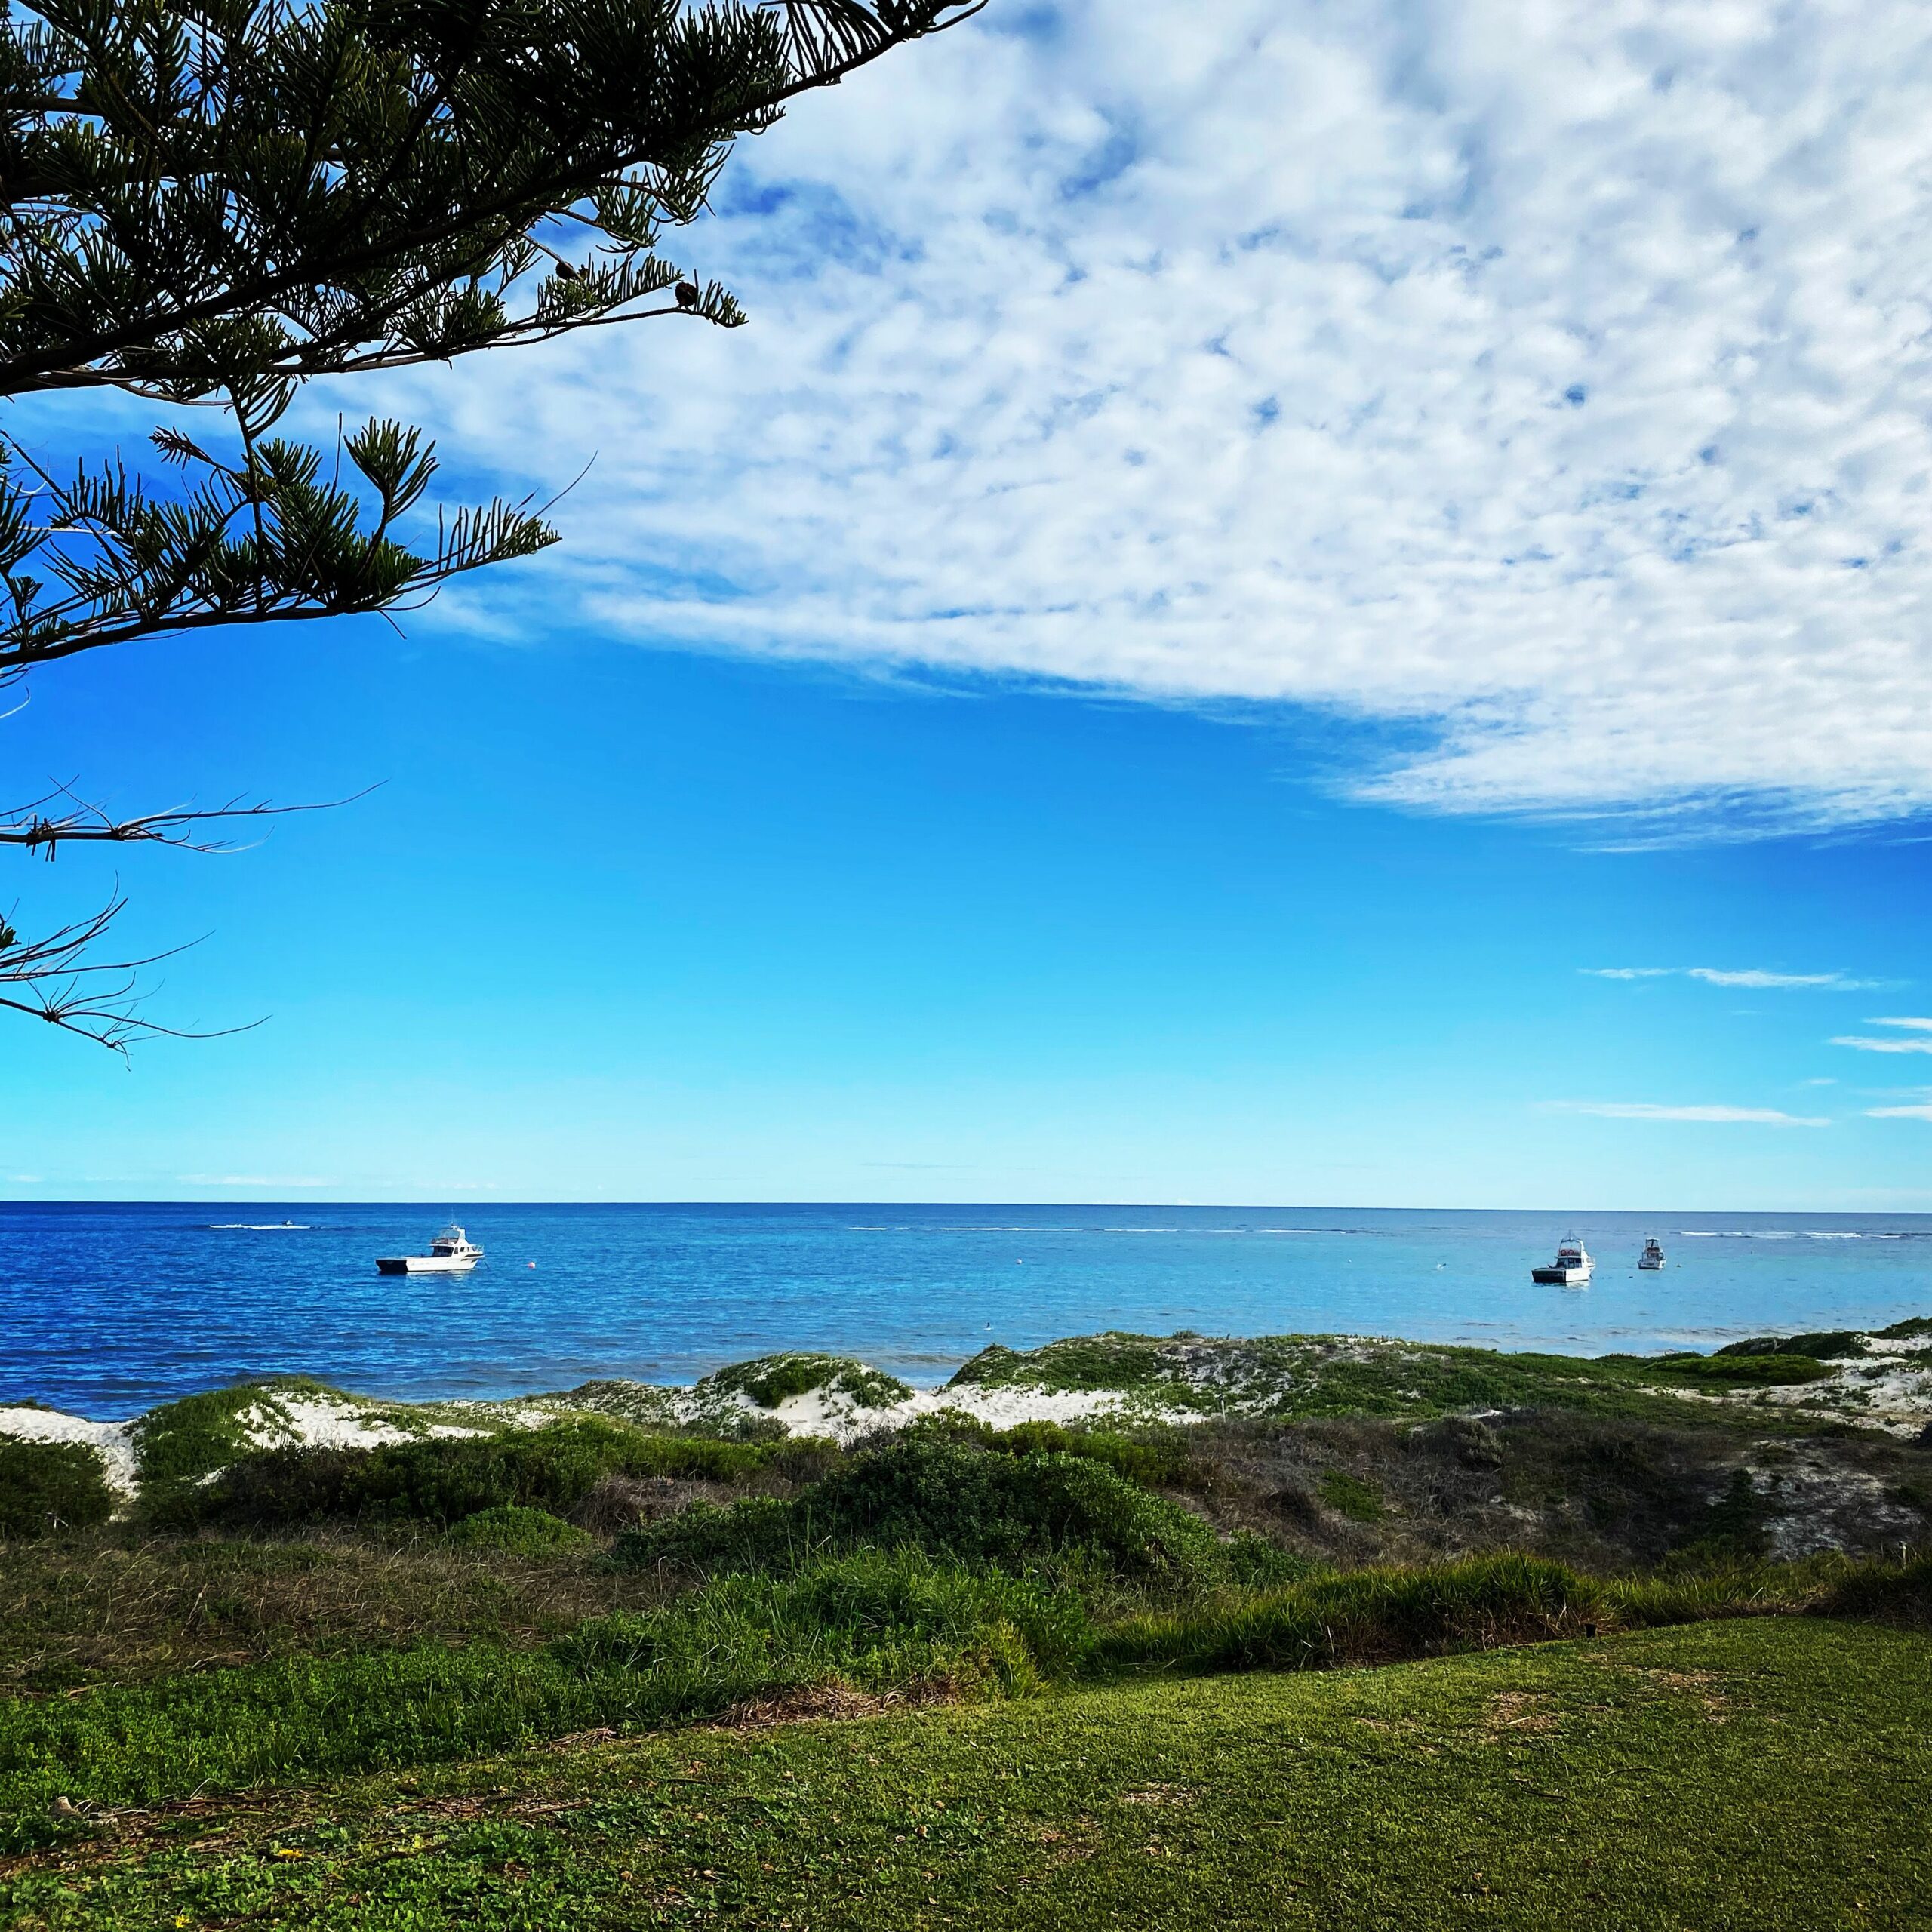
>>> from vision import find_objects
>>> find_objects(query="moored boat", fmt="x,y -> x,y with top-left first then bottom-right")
1531,1236 -> 1593,1286
1638,1237 -> 1666,1271
377,1224 -> 484,1275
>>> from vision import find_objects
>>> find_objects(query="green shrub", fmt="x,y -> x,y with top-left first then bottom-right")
1225,1530 -> 1315,1589
188,1418 -> 775,1531
980,1420 -> 1203,1491
1655,1353 -> 1831,1388
444,1506 -> 595,1554
1318,1470 -> 1386,1522
699,1353 -> 913,1411
1096,1552 -> 1600,1675
1715,1332 -> 1863,1361
1812,1551 -> 1932,1626
1681,1469 -> 1771,1560
614,1438 -> 1226,1591
132,1386 -> 289,1512
0,1437 -> 114,1538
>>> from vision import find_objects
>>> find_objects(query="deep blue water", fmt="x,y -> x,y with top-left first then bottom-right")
3,1202 -> 1930,1417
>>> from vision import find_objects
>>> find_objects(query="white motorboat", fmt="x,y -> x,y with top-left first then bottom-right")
1531,1236 -> 1593,1286
377,1224 -> 484,1275
1638,1238 -> 1666,1271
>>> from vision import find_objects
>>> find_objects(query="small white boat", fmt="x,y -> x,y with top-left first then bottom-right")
1638,1237 -> 1666,1271
377,1224 -> 484,1275
1532,1236 -> 1593,1286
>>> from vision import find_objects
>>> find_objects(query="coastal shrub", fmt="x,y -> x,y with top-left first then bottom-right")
0,1437 -> 113,1539
1681,1469 -> 1772,1561
946,1333 -> 1179,1398
982,1420 -> 1205,1491
1811,1550 -> 1932,1626
444,1506 -> 595,1554
700,1354 -> 913,1412
189,1419 -> 775,1530
132,1384 -> 301,1511
1715,1331 -> 1864,1361
614,1438 -> 1226,1590
1095,1552 -> 1601,1675
1318,1470 -> 1386,1522
1877,1316 -> 1932,1341
1653,1352 -> 1832,1388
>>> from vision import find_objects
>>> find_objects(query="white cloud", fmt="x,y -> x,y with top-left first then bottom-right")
176,1174 -> 338,1188
1868,1016 -> 1932,1031
1582,967 -> 1869,988
368,0 -> 1932,827
1546,1103 -> 1830,1125
1832,1035 -> 1932,1054
1867,1104 -> 1932,1120
1686,968 -> 1867,989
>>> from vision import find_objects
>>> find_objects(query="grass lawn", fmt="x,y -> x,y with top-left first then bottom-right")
2,1617 -> 1926,1930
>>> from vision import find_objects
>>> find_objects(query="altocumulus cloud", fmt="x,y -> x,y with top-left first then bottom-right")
384,0 -> 1932,826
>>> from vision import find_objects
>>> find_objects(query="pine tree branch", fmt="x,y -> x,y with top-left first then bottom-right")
0,892 -> 263,1054
0,781 -> 380,854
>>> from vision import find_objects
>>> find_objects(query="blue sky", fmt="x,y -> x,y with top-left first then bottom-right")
4,0 -> 1932,1207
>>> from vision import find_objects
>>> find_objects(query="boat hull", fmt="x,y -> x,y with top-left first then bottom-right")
376,1255 -> 481,1275
1637,1259 -> 1664,1271
1531,1265 -> 1592,1285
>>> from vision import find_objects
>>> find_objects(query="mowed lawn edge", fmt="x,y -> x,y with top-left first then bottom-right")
2,1617 -> 1927,1930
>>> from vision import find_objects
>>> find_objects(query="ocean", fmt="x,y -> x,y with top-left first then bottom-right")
3,1201 -> 1929,1418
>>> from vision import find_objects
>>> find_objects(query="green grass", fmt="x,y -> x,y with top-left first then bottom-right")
2,1618 -> 1927,1928
0,1532 -> 667,1694
2,1545 -> 1921,1836
0,1552 -> 1080,1830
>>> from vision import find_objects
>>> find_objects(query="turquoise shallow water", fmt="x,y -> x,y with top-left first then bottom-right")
2,1201 -> 1929,1417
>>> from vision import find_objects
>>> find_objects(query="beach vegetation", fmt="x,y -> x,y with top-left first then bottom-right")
181,1416 -> 779,1530
615,1437 -> 1227,1590
1716,1329 -> 1866,1360
909,1412 -> 1211,1491
4,1616 -> 1924,1928
0,1435 -> 113,1539
2,1543 -> 1928,1844
1650,1350 -> 1833,1386
131,1381 -> 318,1514
443,1506 -> 595,1554
1317,1469 -> 1386,1521
700,1352 -> 915,1411
1877,1315 -> 1932,1340
948,1327 -> 1862,1423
